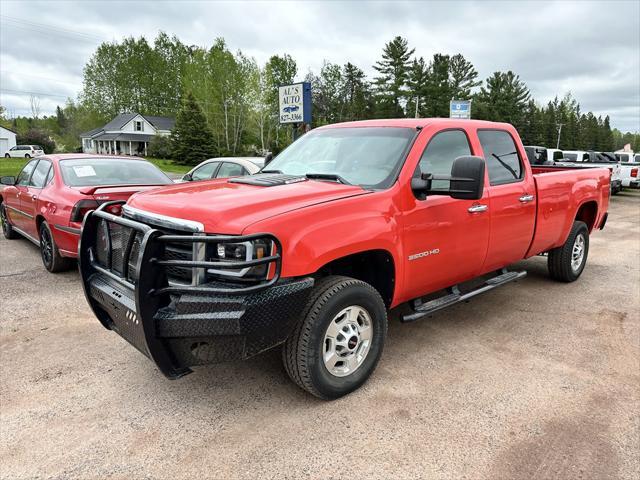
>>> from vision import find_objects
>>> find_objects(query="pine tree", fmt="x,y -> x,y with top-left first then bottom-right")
449,54 -> 481,99
373,36 -> 414,118
406,57 -> 428,118
170,92 -> 217,165
422,54 -> 452,118
474,71 -> 531,129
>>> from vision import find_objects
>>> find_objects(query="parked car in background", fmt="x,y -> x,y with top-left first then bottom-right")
4,145 -> 45,158
559,150 -> 622,194
79,118 -> 610,399
180,157 -> 263,182
0,154 -> 172,272
524,146 -> 564,165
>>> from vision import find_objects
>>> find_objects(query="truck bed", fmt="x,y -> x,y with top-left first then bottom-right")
526,165 -> 610,257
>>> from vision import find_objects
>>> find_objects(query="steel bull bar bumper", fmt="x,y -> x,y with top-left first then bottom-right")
79,204 -> 314,379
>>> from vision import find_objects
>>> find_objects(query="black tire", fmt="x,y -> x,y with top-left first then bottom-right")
4,154 -> 9,158
1,203 -> 19,239
39,221 -> 72,273
548,221 -> 589,282
282,275 -> 387,399
24,154 -> 31,159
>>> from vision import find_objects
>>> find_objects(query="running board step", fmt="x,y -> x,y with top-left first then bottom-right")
400,270 -> 527,323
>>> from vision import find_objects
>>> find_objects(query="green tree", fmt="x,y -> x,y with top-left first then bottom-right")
422,54 -> 452,118
474,71 -> 531,129
170,92 -> 217,165
449,54 -> 481,99
406,57 -> 428,118
341,62 -> 373,121
373,36 -> 414,117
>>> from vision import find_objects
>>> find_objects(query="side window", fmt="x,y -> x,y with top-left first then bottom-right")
553,151 -> 563,161
478,130 -> 523,185
583,153 -> 589,162
29,160 -> 51,188
217,162 -> 246,178
191,162 -> 219,181
414,130 -> 472,190
16,159 -> 39,186
634,155 -> 640,163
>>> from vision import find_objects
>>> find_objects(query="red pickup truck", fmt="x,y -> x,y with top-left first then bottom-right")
79,119 -> 610,399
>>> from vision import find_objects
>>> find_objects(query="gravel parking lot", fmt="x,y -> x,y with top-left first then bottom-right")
1,192 -> 639,480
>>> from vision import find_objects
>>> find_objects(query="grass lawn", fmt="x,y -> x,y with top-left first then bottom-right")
146,157 -> 191,174
0,156 -> 190,177
0,157 -> 28,178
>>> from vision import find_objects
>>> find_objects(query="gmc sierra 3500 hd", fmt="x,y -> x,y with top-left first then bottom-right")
79,119 -> 611,399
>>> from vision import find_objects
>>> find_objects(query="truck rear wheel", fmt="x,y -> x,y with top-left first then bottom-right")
548,221 -> 589,282
282,276 -> 387,399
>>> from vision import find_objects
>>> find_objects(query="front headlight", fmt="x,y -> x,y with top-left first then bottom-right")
206,238 -> 273,280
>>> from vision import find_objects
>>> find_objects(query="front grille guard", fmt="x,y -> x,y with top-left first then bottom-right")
80,202 -> 283,296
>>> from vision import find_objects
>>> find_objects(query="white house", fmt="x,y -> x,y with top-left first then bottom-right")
80,113 -> 175,156
0,126 -> 17,156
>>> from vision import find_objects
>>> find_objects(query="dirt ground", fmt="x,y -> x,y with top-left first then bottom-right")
1,191 -> 639,480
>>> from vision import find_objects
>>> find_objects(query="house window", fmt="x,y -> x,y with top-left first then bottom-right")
134,121 -> 144,132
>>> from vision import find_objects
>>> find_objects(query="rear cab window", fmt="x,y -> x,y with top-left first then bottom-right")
478,130 -> 523,185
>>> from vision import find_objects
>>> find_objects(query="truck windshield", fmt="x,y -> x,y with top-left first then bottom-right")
265,127 -> 416,189
60,158 -> 172,187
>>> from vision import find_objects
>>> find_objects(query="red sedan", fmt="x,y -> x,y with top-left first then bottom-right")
0,154 -> 172,272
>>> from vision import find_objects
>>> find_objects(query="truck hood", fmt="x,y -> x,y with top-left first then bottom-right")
126,178 -> 371,233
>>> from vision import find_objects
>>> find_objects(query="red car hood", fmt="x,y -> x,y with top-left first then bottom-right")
126,178 -> 370,233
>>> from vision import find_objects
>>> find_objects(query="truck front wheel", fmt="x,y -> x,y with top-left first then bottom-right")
548,221 -> 589,282
282,276 -> 387,399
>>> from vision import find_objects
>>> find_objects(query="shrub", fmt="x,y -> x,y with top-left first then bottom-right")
147,135 -> 172,159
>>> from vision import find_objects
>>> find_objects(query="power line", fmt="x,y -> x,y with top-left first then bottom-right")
1,88 -> 70,99
0,15 -> 107,43
0,70 -> 82,87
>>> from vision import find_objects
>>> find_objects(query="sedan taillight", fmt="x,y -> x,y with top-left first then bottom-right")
70,199 -> 99,222
631,168 -> 638,178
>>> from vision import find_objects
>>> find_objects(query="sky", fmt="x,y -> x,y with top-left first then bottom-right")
1,0 -> 639,132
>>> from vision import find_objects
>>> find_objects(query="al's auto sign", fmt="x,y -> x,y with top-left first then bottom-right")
278,82 -> 312,124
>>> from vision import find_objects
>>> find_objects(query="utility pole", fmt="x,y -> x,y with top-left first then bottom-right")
556,123 -> 564,149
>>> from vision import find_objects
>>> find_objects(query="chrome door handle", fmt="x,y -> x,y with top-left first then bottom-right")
519,194 -> 535,203
468,204 -> 488,213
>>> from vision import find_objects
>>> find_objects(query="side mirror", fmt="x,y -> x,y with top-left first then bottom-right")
182,173 -> 192,182
1,176 -> 16,185
449,156 -> 485,200
264,153 -> 273,166
411,156 -> 485,201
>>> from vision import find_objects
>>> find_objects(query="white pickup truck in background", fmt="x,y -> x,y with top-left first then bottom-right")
616,151 -> 640,189
559,150 -> 623,194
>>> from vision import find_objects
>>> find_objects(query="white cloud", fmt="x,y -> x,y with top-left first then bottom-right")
1,0 -> 638,131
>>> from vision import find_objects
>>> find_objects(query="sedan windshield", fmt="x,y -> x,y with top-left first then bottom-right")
60,158 -> 172,187
265,127 -> 416,189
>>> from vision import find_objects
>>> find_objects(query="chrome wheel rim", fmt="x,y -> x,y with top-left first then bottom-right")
322,305 -> 373,378
40,227 -> 53,266
571,233 -> 585,272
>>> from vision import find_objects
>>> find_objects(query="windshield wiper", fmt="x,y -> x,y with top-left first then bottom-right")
305,173 -> 352,185
260,169 -> 282,174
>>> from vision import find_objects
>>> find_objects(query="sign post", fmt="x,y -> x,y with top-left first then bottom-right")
278,82 -> 312,140
449,99 -> 472,119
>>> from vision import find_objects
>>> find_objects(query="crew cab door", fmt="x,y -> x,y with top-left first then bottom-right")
402,129 -> 491,299
478,129 -> 536,272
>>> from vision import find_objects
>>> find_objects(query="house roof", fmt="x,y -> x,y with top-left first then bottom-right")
0,125 -> 17,134
144,115 -> 175,130
79,126 -> 104,138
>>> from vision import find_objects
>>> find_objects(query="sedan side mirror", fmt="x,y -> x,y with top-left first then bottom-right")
411,156 -> 485,201
0,176 -> 16,185
182,173 -> 192,182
